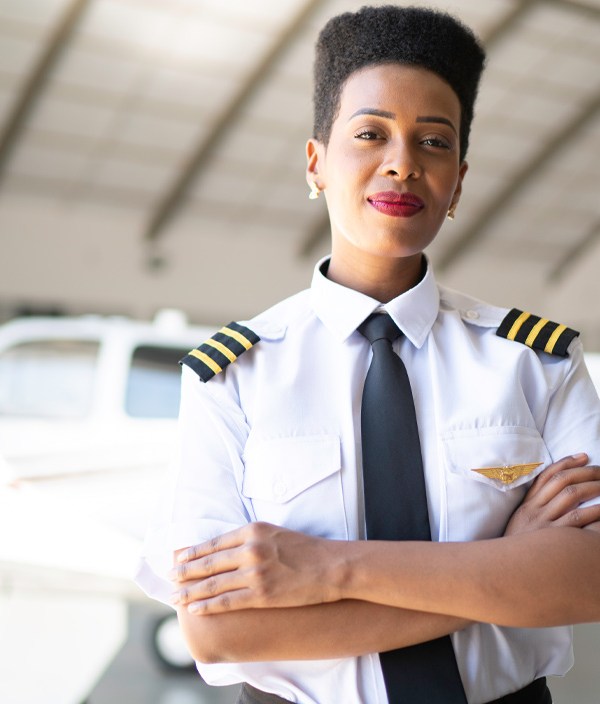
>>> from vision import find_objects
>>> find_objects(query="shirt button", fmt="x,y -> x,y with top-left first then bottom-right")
272,480 -> 287,499
465,309 -> 479,320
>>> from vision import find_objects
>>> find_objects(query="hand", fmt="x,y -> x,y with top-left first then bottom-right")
505,453 -> 600,536
170,522 -> 346,615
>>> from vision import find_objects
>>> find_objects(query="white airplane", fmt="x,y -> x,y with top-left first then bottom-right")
0,310 -> 213,704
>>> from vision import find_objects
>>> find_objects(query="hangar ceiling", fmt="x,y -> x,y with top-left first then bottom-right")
0,0 -> 599,348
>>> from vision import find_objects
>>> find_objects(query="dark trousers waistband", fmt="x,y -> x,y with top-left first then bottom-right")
486,677 -> 552,704
238,677 -> 552,704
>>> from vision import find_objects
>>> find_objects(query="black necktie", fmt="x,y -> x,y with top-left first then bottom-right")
359,313 -> 467,703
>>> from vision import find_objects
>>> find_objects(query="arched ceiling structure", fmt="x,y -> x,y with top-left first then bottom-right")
0,0 -> 598,347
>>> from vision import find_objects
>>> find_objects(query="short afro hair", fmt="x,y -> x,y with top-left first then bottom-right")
313,5 -> 486,161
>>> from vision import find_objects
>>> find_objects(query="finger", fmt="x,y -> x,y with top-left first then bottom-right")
171,546 -> 243,583
171,569 -> 249,606
177,522 -> 277,564
187,588 -> 255,615
541,477 -> 600,522
523,454 -> 589,501
534,466 -> 600,515
177,527 -> 247,564
554,503 -> 600,529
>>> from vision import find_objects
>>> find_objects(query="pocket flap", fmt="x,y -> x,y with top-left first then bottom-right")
442,426 -> 551,492
242,435 -> 341,503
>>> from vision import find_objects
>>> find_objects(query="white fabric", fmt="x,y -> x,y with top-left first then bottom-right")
136,257 -> 600,704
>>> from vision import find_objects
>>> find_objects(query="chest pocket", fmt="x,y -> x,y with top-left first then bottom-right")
242,435 -> 347,539
441,426 -> 552,541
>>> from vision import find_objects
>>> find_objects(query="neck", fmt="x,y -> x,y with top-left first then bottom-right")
326,249 -> 425,302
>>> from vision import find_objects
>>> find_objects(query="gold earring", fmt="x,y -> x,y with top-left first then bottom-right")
308,182 -> 321,200
447,204 -> 457,220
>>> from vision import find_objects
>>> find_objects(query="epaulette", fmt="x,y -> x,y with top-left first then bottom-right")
180,322 -> 260,382
496,308 -> 579,357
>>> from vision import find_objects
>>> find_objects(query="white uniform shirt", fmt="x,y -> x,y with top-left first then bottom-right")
136,258 -> 600,704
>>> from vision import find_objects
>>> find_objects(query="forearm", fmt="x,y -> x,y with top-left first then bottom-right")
177,600 -> 470,663
341,526 -> 600,627
173,458 -> 600,624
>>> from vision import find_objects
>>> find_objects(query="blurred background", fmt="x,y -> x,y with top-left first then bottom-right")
0,0 -> 598,702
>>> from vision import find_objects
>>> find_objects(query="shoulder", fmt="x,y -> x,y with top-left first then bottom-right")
181,289 -> 311,382
439,285 -> 580,358
439,285 -> 507,328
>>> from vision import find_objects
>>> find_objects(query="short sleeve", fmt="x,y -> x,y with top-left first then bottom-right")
542,341 -> 600,508
134,364 -> 252,604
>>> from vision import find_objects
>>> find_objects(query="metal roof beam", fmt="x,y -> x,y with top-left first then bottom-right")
0,0 -> 92,182
438,91 -> 600,272
144,0 -> 322,243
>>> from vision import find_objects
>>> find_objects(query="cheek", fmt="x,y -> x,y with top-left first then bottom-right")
431,169 -> 461,203
331,148 -> 372,183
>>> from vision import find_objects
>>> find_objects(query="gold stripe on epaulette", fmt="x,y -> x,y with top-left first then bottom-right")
507,311 -> 530,341
180,321 -> 261,382
189,349 -> 222,375
525,318 -> 549,348
205,337 -> 237,363
220,326 -> 254,350
545,324 -> 566,354
497,308 -> 579,357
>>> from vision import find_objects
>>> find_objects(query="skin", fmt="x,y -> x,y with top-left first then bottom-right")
172,64 -> 600,664
174,455 -> 600,663
306,64 -> 468,302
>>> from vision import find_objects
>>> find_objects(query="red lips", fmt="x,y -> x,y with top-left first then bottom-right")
367,191 -> 425,217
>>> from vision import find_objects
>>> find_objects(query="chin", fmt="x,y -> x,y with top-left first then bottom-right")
366,233 -> 433,259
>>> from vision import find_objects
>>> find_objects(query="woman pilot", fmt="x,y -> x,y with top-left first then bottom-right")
136,6 -> 600,704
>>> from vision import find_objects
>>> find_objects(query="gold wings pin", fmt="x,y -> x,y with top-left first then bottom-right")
471,462 -> 543,485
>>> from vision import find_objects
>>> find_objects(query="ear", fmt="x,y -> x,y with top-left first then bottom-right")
450,160 -> 469,208
306,138 -> 326,190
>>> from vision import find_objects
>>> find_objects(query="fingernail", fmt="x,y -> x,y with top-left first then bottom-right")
573,453 -> 588,460
169,592 -> 180,605
177,551 -> 188,563
188,603 -> 201,614
168,568 -> 178,581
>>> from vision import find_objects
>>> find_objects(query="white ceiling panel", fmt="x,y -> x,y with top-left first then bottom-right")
145,67 -> 241,111
89,156 -> 173,195
522,1 -> 599,38
0,0 -> 67,26
25,96 -> 116,138
78,0 -> 178,48
9,141 -> 87,180
0,34 -> 44,74
53,45 -> 141,94
116,111 -> 203,151
192,0 -> 309,28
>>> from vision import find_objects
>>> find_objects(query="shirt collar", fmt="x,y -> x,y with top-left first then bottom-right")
310,255 -> 440,348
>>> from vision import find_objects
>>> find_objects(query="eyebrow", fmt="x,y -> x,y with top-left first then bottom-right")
349,108 -> 457,135
349,108 -> 395,120
416,115 -> 457,135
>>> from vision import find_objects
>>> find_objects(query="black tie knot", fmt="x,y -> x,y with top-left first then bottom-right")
358,313 -> 401,346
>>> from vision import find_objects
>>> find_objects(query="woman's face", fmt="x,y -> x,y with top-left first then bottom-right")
307,63 -> 468,264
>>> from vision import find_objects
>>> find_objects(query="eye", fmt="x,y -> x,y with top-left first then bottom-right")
354,128 -> 382,141
421,136 -> 451,149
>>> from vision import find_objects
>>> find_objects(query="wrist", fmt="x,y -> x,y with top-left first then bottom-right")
324,540 -> 362,601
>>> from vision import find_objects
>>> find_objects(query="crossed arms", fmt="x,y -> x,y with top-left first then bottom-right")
170,454 -> 600,663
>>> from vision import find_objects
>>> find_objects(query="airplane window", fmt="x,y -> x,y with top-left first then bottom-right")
0,339 -> 99,418
125,345 -> 186,418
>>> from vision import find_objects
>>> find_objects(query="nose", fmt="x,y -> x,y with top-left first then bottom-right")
381,140 -> 421,180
